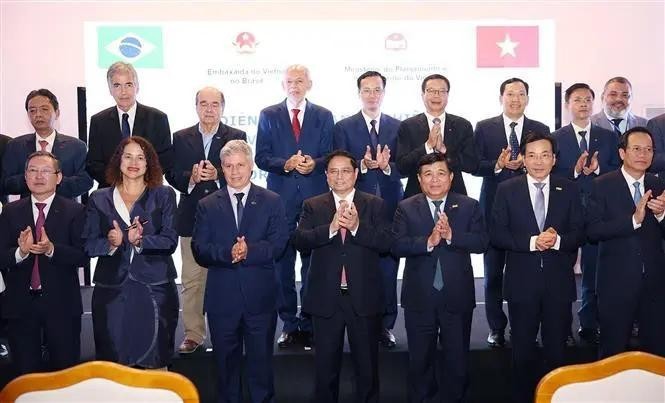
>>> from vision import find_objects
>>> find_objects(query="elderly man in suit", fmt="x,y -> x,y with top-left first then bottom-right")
3,89 -> 92,199
587,127 -> 665,359
166,86 -> 246,354
393,152 -> 488,403
491,132 -> 585,403
332,70 -> 403,348
396,74 -> 477,198
293,149 -> 392,403
647,113 -> 665,177
87,61 -> 172,188
552,83 -> 619,344
192,140 -> 289,403
590,76 -> 647,138
0,151 -> 86,374
472,77 -> 550,348
255,64 -> 334,349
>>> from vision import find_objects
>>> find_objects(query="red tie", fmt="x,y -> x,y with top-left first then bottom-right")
39,140 -> 48,151
31,202 -> 47,290
291,108 -> 301,142
339,201 -> 348,288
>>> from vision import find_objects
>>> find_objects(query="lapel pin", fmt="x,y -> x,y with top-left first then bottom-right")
451,204 -> 458,208
555,186 -> 563,191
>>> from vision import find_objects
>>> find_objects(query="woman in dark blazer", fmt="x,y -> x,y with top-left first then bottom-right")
83,136 -> 178,369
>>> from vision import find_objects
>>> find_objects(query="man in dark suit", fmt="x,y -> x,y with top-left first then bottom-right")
0,151 -> 86,375
293,150 -> 392,403
491,132 -> 585,403
396,74 -> 477,198
192,140 -> 289,403
587,127 -> 665,359
255,64 -> 334,348
552,83 -> 619,344
393,152 -> 488,403
3,89 -> 92,199
166,87 -> 246,354
647,112 -> 665,177
590,77 -> 647,137
87,61 -> 172,188
332,71 -> 403,348
473,77 -> 550,348
0,133 -> 11,359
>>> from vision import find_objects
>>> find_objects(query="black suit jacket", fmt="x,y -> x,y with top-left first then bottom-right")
2,132 -> 93,199
397,113 -> 477,198
392,192 -> 488,312
0,195 -> 86,318
587,170 -> 665,301
294,191 -> 392,318
491,175 -> 584,303
165,123 -> 246,237
0,134 -> 11,203
87,103 -> 172,187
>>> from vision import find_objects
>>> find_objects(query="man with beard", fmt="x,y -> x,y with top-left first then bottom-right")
591,77 -> 647,138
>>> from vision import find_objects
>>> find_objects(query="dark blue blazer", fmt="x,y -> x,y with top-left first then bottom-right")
552,123 -> 619,203
0,195 -> 86,318
396,113 -> 477,198
491,175 -> 584,303
332,111 -> 403,216
192,184 -> 289,316
2,132 -> 93,199
294,190 -> 392,318
82,185 -> 178,286
647,113 -> 665,176
87,103 -> 172,188
473,115 -> 550,219
586,170 -> 665,301
255,99 -> 334,204
392,192 -> 488,313
165,123 -> 246,237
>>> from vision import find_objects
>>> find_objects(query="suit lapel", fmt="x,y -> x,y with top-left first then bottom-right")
415,194 -> 435,226
520,176 -> 541,232
279,101 -> 298,148
352,112 -> 372,150
208,124 -> 227,162
216,188 -> 237,232
51,132 -> 65,160
44,195 -> 61,230
491,116 -> 508,147
106,107 -> 122,138
133,103 -> 146,137
239,185 -> 259,234
545,178 -> 563,228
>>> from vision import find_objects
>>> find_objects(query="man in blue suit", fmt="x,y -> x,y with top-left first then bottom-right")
393,152 -> 488,403
3,89 -> 92,199
590,77 -> 647,137
332,71 -> 403,348
255,64 -> 334,349
552,83 -> 619,344
587,127 -> 665,359
491,132 -> 585,403
647,113 -> 665,177
192,140 -> 289,403
472,78 -> 550,348
166,87 -> 246,354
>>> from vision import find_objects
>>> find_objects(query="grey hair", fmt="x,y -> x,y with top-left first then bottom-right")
220,140 -> 253,165
106,61 -> 139,89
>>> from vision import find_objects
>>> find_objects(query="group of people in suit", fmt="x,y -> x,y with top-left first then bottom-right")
1,58 -> 665,403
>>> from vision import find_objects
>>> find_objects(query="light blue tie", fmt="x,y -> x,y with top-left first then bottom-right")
534,182 -> 546,232
432,200 -> 444,291
633,181 -> 642,206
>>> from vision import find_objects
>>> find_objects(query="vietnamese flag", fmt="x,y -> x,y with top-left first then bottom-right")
476,26 -> 539,68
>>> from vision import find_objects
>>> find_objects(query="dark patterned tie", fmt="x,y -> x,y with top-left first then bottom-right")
31,202 -> 47,290
578,130 -> 588,153
369,119 -> 379,156
432,200 -> 444,291
611,118 -> 623,137
509,122 -> 519,160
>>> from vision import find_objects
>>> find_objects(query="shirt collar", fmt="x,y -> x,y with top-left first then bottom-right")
361,110 -> 381,125
571,121 -> 591,134
117,103 -> 137,120
425,111 -> 446,124
31,192 -> 56,208
526,174 -> 550,188
198,122 -> 220,137
35,130 -> 56,145
425,194 -> 448,208
227,183 -> 251,198
502,114 -> 525,128
620,165 -> 644,187
286,98 -> 307,112
332,189 -> 356,207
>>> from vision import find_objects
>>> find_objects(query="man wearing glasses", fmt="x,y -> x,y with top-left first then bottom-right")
332,71 -> 403,348
587,127 -> 665,359
396,74 -> 477,199
2,89 -> 92,200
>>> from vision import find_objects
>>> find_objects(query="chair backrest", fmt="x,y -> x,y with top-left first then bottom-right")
535,351 -> 665,403
0,360 -> 199,403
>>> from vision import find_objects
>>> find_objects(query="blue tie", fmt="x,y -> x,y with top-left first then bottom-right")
578,131 -> 588,153
633,182 -> 642,206
432,200 -> 444,291
534,182 -> 546,232
234,192 -> 244,229
121,113 -> 130,139
509,122 -> 519,160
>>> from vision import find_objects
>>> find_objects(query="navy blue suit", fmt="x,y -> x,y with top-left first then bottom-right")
647,113 -> 665,177
473,115 -> 550,333
0,134 -> 11,204
192,184 -> 288,403
333,111 -> 403,329
393,192 -> 488,403
87,103 -> 172,188
255,99 -> 334,334
396,113 -> 477,198
586,170 -> 665,358
552,123 -> 619,330
2,132 -> 92,199
491,175 -> 584,403
0,195 -> 86,374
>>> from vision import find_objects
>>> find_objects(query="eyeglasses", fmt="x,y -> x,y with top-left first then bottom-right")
525,152 -> 554,161
327,168 -> 355,177
425,88 -> 449,96
26,167 -> 60,176
627,146 -> 654,154
360,88 -> 384,96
